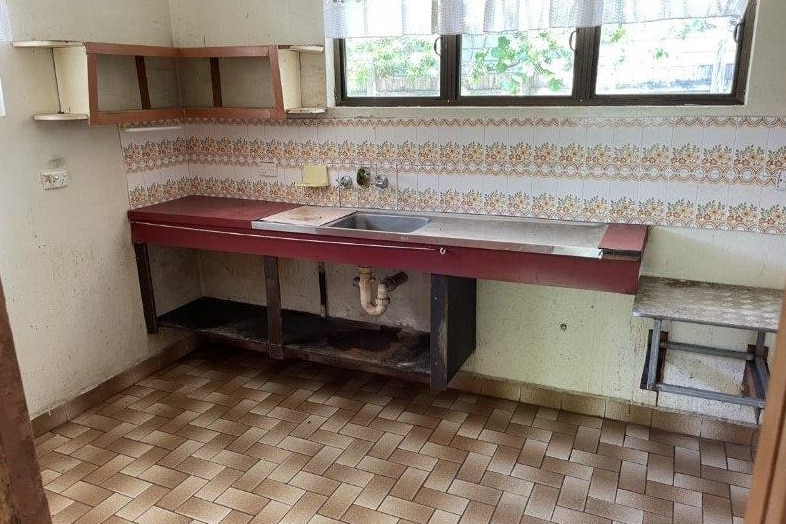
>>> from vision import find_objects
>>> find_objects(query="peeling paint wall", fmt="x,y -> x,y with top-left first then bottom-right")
0,0 -> 178,416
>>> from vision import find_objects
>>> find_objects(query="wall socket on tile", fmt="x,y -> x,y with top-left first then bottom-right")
777,171 -> 786,191
258,162 -> 277,178
40,168 -> 70,190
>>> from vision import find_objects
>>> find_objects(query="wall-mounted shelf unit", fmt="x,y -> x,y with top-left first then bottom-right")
13,40 -> 90,121
179,45 -> 284,120
13,41 -> 327,124
278,45 -> 326,116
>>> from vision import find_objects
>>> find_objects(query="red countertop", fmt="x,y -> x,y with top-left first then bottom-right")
128,197 -> 648,294
128,196 -> 298,230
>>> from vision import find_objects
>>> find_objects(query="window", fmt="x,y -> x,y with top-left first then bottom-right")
334,2 -> 755,106
0,0 -> 10,116
0,0 -> 9,42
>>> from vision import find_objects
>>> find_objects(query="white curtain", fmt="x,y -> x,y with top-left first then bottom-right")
324,0 -> 749,38
0,0 -> 11,42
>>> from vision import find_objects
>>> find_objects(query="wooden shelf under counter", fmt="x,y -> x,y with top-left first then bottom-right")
158,297 -> 431,384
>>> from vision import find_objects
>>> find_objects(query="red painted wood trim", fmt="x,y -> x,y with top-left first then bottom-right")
86,53 -> 99,122
135,56 -> 151,110
84,42 -> 180,57
128,197 -> 297,229
0,276 -> 50,521
268,46 -> 287,120
130,221 -> 642,294
599,224 -> 649,253
183,107 -> 283,120
89,107 -> 185,125
210,58 -> 223,108
179,46 -> 273,58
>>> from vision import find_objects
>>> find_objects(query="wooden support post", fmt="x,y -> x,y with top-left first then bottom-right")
133,243 -> 158,334
264,256 -> 283,359
210,58 -> 223,108
747,290 -> 786,523
0,274 -> 51,522
430,274 -> 477,390
135,56 -> 151,110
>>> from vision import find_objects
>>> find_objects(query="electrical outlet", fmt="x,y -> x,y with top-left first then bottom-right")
258,162 -> 277,178
777,171 -> 786,191
40,168 -> 69,190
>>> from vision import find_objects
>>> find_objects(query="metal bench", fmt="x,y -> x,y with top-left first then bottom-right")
633,276 -> 782,409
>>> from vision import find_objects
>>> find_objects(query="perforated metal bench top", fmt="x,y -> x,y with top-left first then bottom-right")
632,276 -> 782,332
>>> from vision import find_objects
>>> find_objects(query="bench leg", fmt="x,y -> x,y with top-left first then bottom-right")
645,319 -> 663,391
752,331 -> 769,398
134,243 -> 158,334
264,256 -> 283,360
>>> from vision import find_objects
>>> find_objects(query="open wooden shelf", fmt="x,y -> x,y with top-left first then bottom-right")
159,297 -> 430,382
14,40 -> 326,124
33,113 -> 89,121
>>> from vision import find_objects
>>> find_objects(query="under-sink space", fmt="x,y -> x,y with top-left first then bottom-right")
157,297 -> 432,381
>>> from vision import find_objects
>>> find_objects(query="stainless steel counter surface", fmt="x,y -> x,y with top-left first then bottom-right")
252,207 -> 612,259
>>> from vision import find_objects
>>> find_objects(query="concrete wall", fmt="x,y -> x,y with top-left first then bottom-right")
0,0 -> 177,416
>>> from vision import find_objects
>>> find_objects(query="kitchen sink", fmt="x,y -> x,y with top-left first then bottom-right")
324,212 -> 431,233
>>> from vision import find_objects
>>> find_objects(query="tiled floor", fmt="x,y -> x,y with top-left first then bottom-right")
36,346 -> 753,524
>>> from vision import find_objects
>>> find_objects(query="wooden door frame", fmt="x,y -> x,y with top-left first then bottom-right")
747,288 -> 786,523
0,274 -> 50,523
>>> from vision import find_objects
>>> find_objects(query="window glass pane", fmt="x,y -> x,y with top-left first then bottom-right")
344,36 -> 440,97
460,29 -> 574,97
597,17 -> 740,95
0,0 -> 10,42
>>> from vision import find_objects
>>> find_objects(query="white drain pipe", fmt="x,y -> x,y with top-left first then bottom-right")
354,266 -> 408,317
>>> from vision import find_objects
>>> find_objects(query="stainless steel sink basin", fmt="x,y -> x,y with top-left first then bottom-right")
325,212 -> 431,233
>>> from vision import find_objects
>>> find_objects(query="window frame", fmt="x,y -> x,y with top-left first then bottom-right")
334,1 -> 756,107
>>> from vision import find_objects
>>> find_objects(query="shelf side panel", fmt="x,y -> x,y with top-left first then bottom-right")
53,47 -> 90,116
278,49 -> 302,111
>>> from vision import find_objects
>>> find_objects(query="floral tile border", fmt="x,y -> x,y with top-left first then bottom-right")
127,173 -> 786,235
123,116 -> 786,235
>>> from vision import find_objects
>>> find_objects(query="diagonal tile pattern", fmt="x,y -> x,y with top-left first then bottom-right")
36,346 -> 753,524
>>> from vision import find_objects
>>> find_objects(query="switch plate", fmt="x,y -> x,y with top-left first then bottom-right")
258,162 -> 277,178
776,171 -> 786,191
40,168 -> 70,190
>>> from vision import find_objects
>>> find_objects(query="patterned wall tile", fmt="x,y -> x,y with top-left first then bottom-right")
121,116 -> 786,234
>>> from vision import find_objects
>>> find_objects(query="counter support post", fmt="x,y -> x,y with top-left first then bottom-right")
430,274 -> 477,390
264,256 -> 283,359
134,243 -> 158,334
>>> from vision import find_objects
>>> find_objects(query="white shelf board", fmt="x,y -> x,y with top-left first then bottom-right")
285,45 -> 324,54
13,40 -> 84,48
33,113 -> 89,121
286,107 -> 327,115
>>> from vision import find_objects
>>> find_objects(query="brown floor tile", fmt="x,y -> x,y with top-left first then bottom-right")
317,482 -> 363,520
216,487 -> 270,515
35,348 -> 754,524
177,496 -> 232,524
524,484 -> 559,520
557,476 -> 590,510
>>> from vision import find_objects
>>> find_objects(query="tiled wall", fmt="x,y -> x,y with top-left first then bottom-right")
123,116 -> 786,234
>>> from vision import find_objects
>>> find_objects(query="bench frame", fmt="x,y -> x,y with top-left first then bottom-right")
641,318 -> 769,409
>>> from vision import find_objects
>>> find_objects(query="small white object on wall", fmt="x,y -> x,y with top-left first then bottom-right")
40,168 -> 70,190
